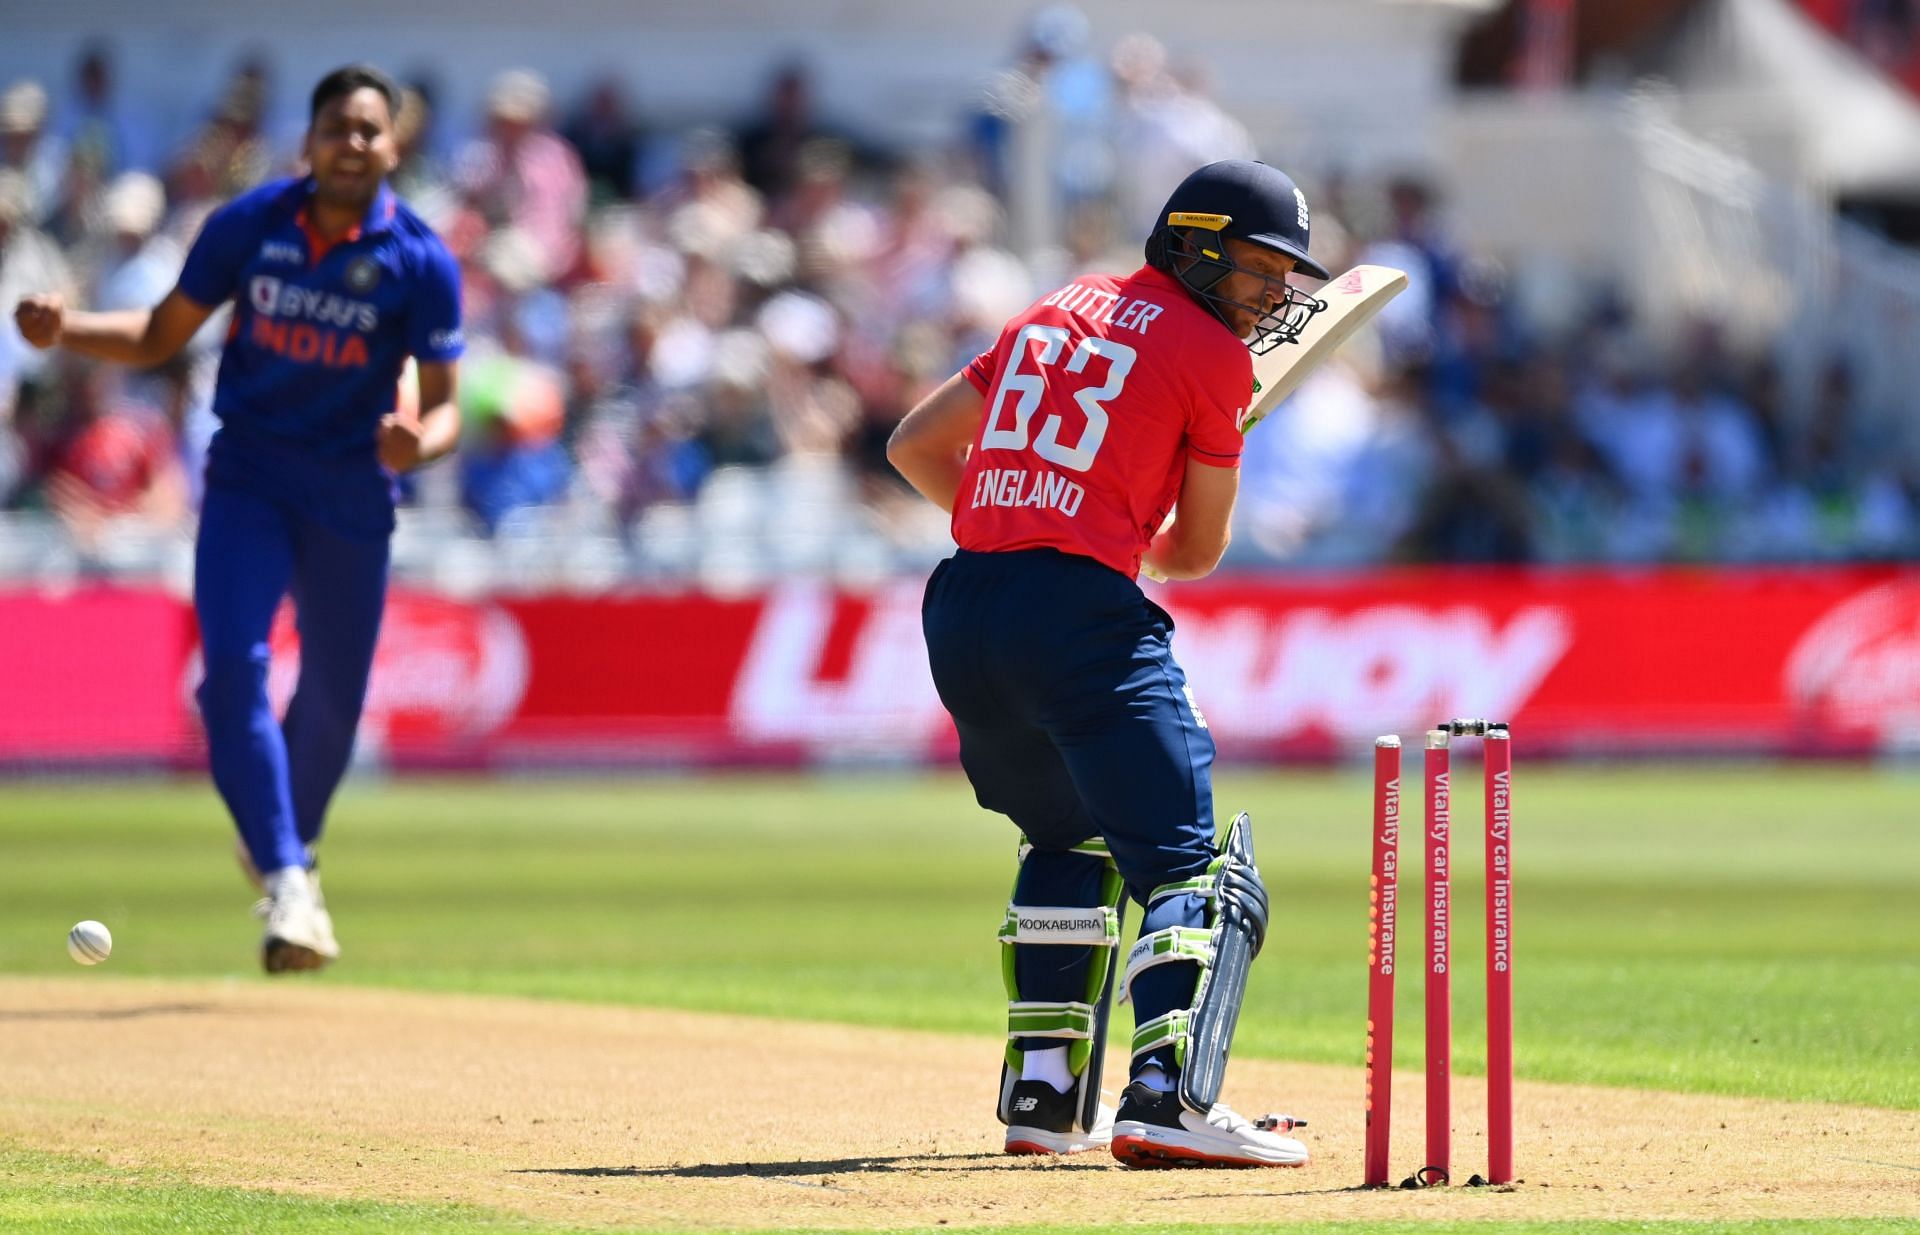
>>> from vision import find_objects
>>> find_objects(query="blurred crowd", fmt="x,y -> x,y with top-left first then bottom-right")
3,25 -> 1917,585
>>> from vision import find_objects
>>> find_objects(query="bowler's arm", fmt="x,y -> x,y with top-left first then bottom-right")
12,289 -> 215,369
378,359 -> 462,473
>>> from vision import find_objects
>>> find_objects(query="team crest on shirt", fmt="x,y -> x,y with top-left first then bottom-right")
344,256 -> 382,293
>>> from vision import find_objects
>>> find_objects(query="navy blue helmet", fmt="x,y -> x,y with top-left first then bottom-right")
1145,160 -> 1331,353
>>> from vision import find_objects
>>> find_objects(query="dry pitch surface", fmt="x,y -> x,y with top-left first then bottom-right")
1,977 -> 1915,1230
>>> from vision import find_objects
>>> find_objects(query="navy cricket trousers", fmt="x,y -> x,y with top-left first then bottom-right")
922,547 -> 1218,1075
194,482 -> 389,876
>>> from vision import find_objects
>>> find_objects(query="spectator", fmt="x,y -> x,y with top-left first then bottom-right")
692,329 -> 780,467
458,346 -> 571,534
564,75 -> 647,205
759,288 -> 858,455
1383,176 -> 1462,300
0,170 -> 75,393
455,69 -> 588,284
168,69 -> 274,215
1109,35 -> 1254,241
1238,347 -> 1432,565
55,42 -> 154,178
0,80 -> 64,228
1576,333 -> 1675,502
735,63 -> 831,203
1795,358 -> 1866,498
653,128 -> 764,266
1399,432 -> 1536,563
90,172 -> 179,312
1740,354 -> 1793,478
389,84 -> 455,226
972,7 -> 1113,195
770,139 -> 882,291
37,359 -> 186,553
1664,358 -> 1770,505
45,133 -> 112,251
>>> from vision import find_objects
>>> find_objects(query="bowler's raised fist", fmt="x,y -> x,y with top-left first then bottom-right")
13,293 -> 64,350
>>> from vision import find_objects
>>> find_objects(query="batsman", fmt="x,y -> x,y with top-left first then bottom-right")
888,160 -> 1329,1167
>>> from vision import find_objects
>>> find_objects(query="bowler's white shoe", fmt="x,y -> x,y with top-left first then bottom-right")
1111,1081 -> 1309,1168
256,867 -> 339,974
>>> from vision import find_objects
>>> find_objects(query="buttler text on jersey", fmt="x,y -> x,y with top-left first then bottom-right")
1037,283 -> 1166,334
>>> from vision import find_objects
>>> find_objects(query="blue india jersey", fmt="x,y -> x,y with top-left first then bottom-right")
175,176 -> 464,534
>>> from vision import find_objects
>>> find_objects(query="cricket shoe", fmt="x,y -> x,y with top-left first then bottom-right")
1110,1081 -> 1309,1168
255,867 -> 340,974
1002,1080 -> 1116,1156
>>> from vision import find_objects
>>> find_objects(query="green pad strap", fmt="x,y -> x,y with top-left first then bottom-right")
1008,1000 -> 1097,1040
1119,926 -> 1214,1004
1146,876 -> 1217,907
1130,1008 -> 1190,1066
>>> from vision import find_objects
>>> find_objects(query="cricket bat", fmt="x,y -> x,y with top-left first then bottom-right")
1239,263 -> 1409,434
1141,263 -> 1408,582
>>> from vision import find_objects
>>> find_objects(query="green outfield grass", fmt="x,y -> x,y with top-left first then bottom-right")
0,1147 -> 566,1234
0,766 -> 1916,1111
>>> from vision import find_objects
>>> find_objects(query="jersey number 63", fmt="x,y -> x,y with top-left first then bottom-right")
980,324 -> 1135,473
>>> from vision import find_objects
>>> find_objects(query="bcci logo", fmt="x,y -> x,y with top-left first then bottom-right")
344,257 -> 381,293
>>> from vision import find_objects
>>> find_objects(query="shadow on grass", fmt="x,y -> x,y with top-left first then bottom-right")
514,1152 -> 1109,1179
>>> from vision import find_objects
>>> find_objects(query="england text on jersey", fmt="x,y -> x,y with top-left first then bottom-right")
969,467 -> 1086,516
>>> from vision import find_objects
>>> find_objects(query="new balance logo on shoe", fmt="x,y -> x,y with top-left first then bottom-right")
1003,1079 -> 1115,1157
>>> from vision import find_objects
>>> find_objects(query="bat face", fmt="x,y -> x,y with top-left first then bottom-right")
1239,264 -> 1409,433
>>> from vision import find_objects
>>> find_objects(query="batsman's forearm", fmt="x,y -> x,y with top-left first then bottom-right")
54,309 -> 176,368
1143,518 -> 1230,581
1141,541 -> 1206,581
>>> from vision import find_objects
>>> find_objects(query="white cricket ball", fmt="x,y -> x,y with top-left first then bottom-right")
67,920 -> 112,966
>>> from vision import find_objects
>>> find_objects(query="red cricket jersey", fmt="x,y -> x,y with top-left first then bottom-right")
953,264 -> 1252,579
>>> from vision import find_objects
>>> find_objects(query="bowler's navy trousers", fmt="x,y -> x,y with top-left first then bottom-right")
194,479 -> 388,877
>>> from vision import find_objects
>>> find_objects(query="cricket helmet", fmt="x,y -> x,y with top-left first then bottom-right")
1145,159 -> 1331,353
